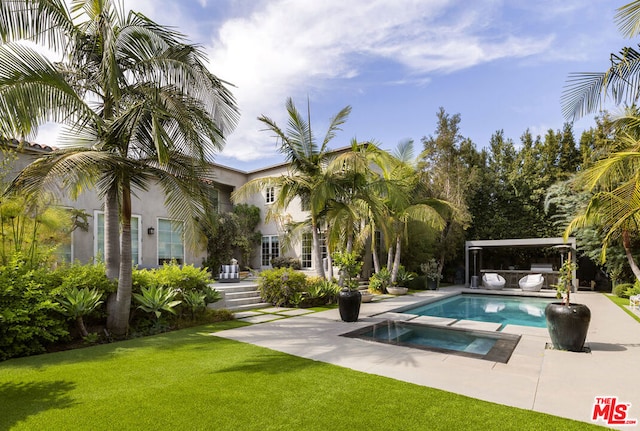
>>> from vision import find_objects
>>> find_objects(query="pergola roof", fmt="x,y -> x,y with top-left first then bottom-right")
466,237 -> 575,248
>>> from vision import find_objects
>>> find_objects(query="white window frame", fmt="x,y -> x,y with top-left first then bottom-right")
261,235 -> 279,268
94,210 -> 142,265
157,218 -> 185,265
265,186 -> 276,204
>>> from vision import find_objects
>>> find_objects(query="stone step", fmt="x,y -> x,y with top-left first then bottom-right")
227,302 -> 272,312
224,290 -> 261,300
227,296 -> 265,307
212,283 -> 259,293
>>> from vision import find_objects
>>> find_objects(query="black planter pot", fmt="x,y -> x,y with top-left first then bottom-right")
545,302 -> 591,352
338,289 -> 362,322
427,279 -> 438,290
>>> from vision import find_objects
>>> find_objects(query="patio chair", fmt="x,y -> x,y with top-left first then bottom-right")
519,274 -> 544,292
630,294 -> 640,310
482,273 -> 506,290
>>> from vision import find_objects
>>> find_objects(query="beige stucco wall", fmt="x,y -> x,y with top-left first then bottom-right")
3,143 -> 324,274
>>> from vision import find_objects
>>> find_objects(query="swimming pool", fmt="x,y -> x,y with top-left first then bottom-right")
398,294 -> 554,329
342,320 -> 521,363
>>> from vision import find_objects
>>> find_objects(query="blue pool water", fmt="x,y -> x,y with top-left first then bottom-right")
400,294 -> 554,328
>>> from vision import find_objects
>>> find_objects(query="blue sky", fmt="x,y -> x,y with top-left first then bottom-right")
38,1 -> 634,171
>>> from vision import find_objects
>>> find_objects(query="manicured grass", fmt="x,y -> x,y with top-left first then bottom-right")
0,321 -> 601,430
605,294 -> 640,323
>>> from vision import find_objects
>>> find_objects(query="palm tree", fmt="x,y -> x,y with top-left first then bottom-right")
560,1 -> 640,282
562,1 -> 640,121
0,0 -> 238,336
232,98 -> 350,279
565,131 -> 640,281
323,139 -> 391,254
380,140 -> 450,283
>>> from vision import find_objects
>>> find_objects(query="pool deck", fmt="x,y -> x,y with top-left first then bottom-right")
216,288 -> 640,429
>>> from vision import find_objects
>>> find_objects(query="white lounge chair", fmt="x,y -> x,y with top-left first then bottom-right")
482,273 -> 506,290
519,273 -> 544,292
630,294 -> 640,310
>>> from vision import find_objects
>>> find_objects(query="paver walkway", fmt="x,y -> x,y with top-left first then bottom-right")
217,289 -> 640,429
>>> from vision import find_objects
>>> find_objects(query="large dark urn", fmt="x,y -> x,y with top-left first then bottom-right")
545,302 -> 591,352
338,289 -> 362,322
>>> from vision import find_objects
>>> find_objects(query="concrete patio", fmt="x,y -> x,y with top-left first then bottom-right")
216,289 -> 640,429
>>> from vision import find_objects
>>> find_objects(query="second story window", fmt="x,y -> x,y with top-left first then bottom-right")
265,186 -> 275,204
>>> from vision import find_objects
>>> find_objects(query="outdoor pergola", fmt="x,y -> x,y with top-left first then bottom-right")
464,237 -> 577,290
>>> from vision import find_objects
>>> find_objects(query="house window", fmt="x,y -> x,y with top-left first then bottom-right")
265,186 -> 275,204
95,211 -> 141,265
158,219 -> 184,265
261,235 -> 279,267
301,233 -> 312,268
210,188 -> 219,212
57,232 -> 73,263
320,232 -> 327,260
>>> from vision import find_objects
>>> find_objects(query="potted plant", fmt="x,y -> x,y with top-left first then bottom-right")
545,254 -> 591,351
387,266 -> 414,295
333,251 -> 363,322
421,258 -> 442,290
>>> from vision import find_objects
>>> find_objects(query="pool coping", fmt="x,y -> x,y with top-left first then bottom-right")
216,288 -> 640,427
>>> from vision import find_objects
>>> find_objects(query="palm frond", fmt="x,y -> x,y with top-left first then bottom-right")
616,1 -> 640,38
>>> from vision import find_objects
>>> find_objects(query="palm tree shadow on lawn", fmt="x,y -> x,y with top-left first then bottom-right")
0,380 -> 77,429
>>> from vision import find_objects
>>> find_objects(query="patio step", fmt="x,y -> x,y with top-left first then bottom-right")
212,282 -> 270,312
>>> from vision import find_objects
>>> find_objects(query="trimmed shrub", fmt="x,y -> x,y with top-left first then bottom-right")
57,261 -> 117,295
613,283 -> 635,298
154,262 -> 211,292
271,256 -> 302,270
0,255 -> 69,360
258,268 -> 307,306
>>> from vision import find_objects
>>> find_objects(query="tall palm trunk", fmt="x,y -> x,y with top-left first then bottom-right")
107,180 -> 133,336
391,234 -> 402,284
387,245 -> 394,271
104,184 -> 120,325
623,230 -> 640,282
311,216 -> 326,279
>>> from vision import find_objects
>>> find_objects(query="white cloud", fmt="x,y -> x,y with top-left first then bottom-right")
30,0 -> 559,163
198,0 -> 554,162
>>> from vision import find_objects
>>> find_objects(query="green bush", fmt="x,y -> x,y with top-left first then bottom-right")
0,255 -> 69,361
258,268 -> 307,306
154,261 -> 211,292
369,267 -> 391,293
406,275 -> 428,290
395,266 -> 416,287
271,256 -> 302,270
297,277 -> 340,307
57,261 -> 117,295
613,283 -> 635,298
132,264 -> 219,321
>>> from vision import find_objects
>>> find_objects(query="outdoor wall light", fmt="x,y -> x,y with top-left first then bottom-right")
147,227 -> 155,235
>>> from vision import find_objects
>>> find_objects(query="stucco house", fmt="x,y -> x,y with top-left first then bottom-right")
1,139 -> 332,275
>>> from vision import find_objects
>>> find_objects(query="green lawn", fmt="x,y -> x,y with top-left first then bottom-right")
0,321 -> 603,430
605,293 -> 640,323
